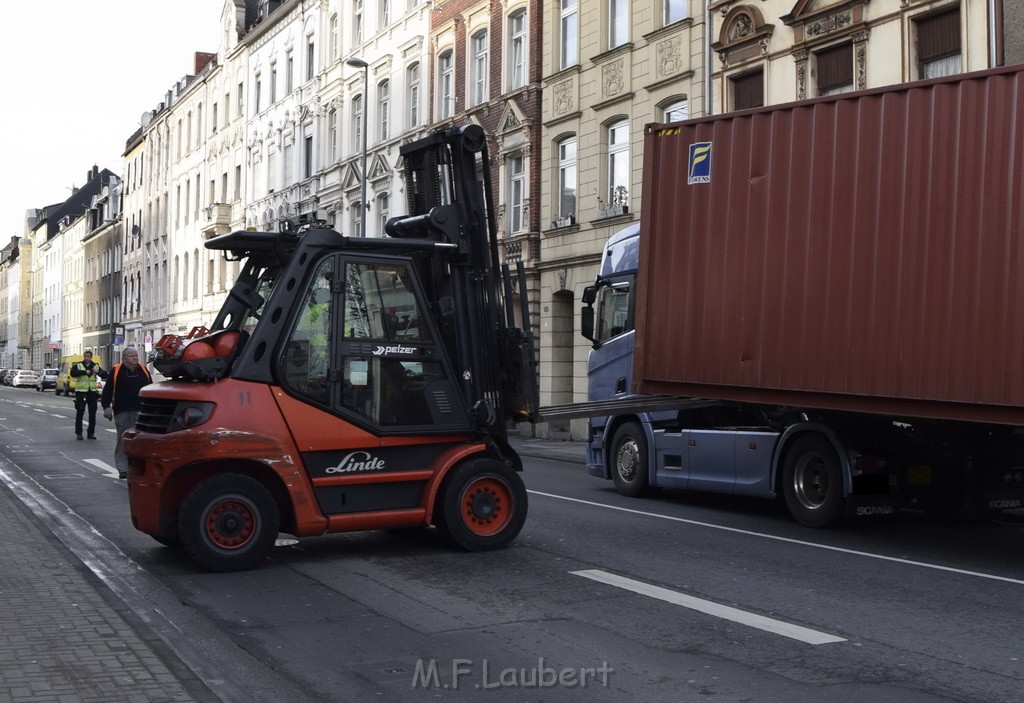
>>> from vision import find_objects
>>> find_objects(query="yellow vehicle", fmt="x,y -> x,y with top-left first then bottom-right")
55,354 -> 104,396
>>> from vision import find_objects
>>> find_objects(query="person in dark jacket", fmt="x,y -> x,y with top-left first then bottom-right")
100,347 -> 152,479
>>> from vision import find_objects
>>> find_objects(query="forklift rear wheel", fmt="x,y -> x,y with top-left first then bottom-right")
436,459 -> 527,551
178,474 -> 280,572
610,422 -> 653,497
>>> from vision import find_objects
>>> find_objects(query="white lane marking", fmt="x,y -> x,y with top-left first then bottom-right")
572,569 -> 846,645
51,414 -> 67,419
33,408 -> 46,413
529,490 -> 1024,587
83,458 -> 120,480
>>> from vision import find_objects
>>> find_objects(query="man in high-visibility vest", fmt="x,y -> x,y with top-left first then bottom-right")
101,347 -> 152,479
71,350 -> 108,440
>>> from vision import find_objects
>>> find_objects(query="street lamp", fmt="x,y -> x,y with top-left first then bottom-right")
346,56 -> 369,237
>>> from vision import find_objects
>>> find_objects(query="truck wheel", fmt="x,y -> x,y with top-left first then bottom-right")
178,474 -> 280,572
783,435 -> 845,527
435,459 -> 527,551
610,422 -> 652,497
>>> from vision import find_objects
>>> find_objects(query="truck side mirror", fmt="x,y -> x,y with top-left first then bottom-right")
581,305 -> 596,344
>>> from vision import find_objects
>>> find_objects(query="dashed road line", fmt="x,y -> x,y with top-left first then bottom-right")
572,569 -> 846,645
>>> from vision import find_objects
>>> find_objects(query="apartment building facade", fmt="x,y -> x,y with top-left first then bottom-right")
536,0 -> 707,437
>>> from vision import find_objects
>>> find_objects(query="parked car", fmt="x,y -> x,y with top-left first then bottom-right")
10,370 -> 39,388
0,369 -> 8,385
2,370 -> 16,386
36,368 -> 58,392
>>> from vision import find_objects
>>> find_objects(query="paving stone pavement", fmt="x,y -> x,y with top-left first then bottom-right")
0,481 -> 218,703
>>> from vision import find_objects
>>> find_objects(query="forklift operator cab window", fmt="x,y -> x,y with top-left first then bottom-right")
596,281 -> 632,344
340,261 -> 451,427
343,263 -> 427,342
281,258 -> 333,405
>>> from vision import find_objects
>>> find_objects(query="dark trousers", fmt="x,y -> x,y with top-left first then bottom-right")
74,392 -> 99,437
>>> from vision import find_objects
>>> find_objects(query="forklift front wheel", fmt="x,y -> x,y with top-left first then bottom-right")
178,474 -> 281,572
436,459 -> 528,551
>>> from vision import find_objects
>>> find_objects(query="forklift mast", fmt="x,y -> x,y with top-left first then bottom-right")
387,124 -> 538,436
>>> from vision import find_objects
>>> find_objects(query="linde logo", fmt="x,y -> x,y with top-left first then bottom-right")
324,451 -> 387,474
373,344 -> 416,356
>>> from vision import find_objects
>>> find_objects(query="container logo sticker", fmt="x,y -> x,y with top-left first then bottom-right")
688,142 -> 712,184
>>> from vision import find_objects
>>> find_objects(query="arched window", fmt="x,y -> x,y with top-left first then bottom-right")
470,30 -> 488,106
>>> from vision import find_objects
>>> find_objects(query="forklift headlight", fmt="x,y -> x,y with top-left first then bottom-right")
170,402 -> 214,430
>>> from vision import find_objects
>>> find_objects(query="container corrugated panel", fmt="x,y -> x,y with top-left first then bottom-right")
635,66 -> 1024,424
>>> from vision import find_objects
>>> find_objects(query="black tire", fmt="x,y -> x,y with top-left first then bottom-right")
782,435 -> 846,527
177,474 -> 280,572
610,422 -> 652,497
434,458 -> 527,551
152,534 -> 181,548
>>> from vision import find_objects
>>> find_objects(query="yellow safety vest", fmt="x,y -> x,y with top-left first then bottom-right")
73,363 -> 99,393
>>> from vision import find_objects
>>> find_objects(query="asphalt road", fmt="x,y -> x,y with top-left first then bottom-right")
1,385 -> 1022,703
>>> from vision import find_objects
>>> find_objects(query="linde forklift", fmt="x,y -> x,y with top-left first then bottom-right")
123,125 -> 537,571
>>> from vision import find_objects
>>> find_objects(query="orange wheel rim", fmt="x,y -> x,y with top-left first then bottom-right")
460,477 -> 514,537
205,498 -> 257,549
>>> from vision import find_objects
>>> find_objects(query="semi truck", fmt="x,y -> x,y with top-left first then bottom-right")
578,66 -> 1024,526
122,125 -> 537,571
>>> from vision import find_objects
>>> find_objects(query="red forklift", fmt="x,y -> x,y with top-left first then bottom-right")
123,125 -> 537,571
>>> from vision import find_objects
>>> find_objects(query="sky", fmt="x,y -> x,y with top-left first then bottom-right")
0,1 -> 224,240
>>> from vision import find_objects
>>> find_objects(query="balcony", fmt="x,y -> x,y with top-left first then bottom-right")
202,203 -> 233,239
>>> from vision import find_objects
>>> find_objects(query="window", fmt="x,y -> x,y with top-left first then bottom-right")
379,0 -> 390,28
560,0 -> 578,70
663,99 -> 688,122
281,257 -> 333,405
508,11 -> 527,89
212,103 -> 219,133
377,193 -> 390,236
270,62 -> 278,103
235,165 -> 242,200
196,104 -> 203,146
306,37 -> 316,81
407,63 -> 420,128
329,109 -> 338,162
732,69 -> 763,110
437,51 -> 453,118
607,120 -> 629,208
609,0 -> 628,48
816,44 -> 853,96
237,83 -> 244,118
284,141 -> 294,185
378,80 -> 390,141
557,137 -> 577,221
255,74 -> 262,112
340,260 -> 451,427
287,53 -> 294,93
305,134 -> 314,178
353,0 -> 364,46
664,0 -> 685,25
352,201 -> 363,236
917,8 -> 962,78
470,30 -> 488,106
352,94 -> 364,150
221,172 -> 228,202
508,152 -> 525,233
596,281 -> 632,343
330,14 -> 339,59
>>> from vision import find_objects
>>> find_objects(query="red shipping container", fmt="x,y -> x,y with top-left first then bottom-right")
635,65 -> 1024,425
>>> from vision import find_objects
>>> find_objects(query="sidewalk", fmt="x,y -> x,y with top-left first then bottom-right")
0,479 -> 217,703
507,433 -> 587,465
